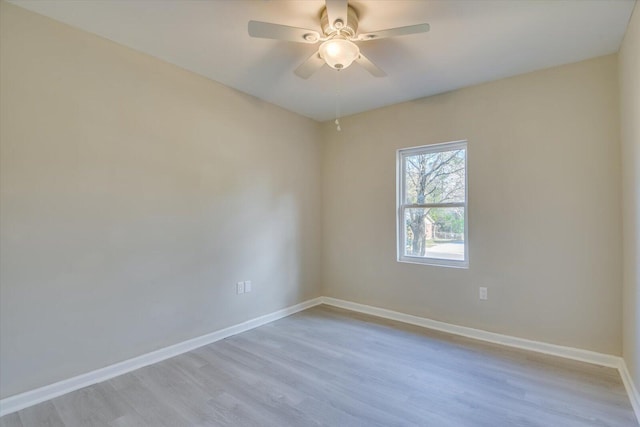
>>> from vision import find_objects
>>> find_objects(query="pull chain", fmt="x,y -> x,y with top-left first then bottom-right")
335,71 -> 342,131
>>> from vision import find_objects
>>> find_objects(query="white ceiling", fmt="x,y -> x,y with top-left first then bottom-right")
10,0 -> 636,122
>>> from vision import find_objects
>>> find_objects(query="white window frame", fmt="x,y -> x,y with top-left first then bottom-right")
397,140 -> 469,268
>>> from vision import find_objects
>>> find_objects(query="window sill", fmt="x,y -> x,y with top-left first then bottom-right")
397,256 -> 469,269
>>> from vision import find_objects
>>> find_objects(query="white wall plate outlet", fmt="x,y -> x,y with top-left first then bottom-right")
236,282 -> 245,294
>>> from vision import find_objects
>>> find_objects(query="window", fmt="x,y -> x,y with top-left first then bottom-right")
397,141 -> 468,268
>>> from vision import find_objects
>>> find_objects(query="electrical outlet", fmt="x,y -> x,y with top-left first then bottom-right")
244,280 -> 252,293
236,281 -> 245,294
479,287 -> 488,300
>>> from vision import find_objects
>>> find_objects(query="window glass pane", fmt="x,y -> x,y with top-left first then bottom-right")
404,149 -> 465,204
404,207 -> 465,261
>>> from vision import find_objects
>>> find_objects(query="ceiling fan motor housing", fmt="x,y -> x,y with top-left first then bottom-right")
321,5 -> 359,38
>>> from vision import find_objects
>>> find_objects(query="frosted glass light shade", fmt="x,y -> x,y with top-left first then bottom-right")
319,38 -> 360,70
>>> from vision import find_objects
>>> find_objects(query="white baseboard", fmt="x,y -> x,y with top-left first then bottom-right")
320,297 -> 621,368
0,297 -> 323,417
619,359 -> 640,423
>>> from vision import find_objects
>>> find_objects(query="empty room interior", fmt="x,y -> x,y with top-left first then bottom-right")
1,0 -> 639,425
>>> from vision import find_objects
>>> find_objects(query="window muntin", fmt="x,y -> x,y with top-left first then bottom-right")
397,141 -> 468,267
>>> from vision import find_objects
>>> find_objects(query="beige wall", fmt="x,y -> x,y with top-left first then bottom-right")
321,55 -> 622,355
620,4 -> 640,390
0,2 -> 322,398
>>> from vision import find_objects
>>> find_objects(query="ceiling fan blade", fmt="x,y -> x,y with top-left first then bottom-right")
325,0 -> 349,30
355,53 -> 387,78
358,23 -> 430,41
294,51 -> 326,79
248,21 -> 321,44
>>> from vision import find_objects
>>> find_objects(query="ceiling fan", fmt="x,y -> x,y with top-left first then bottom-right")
248,0 -> 430,79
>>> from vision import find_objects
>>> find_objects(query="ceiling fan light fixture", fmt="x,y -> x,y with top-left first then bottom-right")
319,38 -> 360,70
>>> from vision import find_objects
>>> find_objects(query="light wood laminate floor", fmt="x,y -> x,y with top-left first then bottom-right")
1,305 -> 637,426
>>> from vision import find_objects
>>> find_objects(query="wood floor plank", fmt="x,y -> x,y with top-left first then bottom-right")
107,368 -> 197,426
16,401 -> 65,427
0,412 -> 23,427
1,304 -> 637,426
